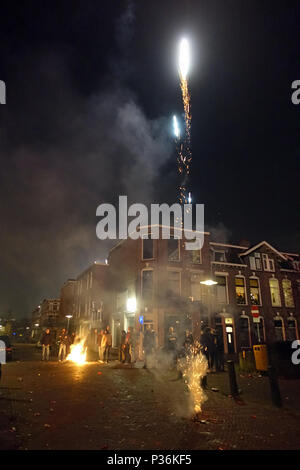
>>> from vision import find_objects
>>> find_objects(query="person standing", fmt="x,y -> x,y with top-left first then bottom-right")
143,325 -> 154,369
97,329 -> 105,362
124,328 -> 132,364
119,330 -> 126,363
41,328 -> 51,361
103,327 -> 112,363
58,329 -> 68,362
167,326 -> 177,367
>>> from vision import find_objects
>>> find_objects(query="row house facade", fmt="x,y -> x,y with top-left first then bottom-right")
39,298 -> 61,328
72,262 -> 110,339
106,226 -> 300,356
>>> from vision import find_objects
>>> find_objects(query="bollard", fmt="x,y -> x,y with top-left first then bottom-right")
201,375 -> 207,389
227,360 -> 239,397
268,365 -> 282,407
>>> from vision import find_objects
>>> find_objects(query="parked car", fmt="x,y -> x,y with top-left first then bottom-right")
0,335 -> 13,362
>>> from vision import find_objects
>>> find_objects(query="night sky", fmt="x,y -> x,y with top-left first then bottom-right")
0,0 -> 300,318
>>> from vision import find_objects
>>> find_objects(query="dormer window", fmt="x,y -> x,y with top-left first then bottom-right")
249,252 -> 262,271
262,253 -> 275,272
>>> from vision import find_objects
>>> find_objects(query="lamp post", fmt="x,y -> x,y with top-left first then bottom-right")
200,279 -> 218,327
65,315 -> 73,333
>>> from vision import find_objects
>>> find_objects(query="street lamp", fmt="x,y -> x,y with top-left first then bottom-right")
200,279 -> 218,327
65,315 -> 73,332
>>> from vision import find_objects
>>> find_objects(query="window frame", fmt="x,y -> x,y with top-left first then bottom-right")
269,277 -> 281,307
249,276 -> 262,306
235,275 -> 248,305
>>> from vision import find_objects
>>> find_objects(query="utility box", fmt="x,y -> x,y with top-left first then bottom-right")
253,344 -> 268,371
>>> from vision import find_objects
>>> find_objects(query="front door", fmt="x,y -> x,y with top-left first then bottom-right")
225,320 -> 235,354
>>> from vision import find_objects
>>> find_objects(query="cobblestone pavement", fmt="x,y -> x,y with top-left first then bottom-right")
0,344 -> 300,450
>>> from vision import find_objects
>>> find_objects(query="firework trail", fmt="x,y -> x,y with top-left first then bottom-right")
176,38 -> 192,205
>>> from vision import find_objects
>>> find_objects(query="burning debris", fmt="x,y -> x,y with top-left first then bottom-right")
66,338 -> 87,365
177,341 -> 208,416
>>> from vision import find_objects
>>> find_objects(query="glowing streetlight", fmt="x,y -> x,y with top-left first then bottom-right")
200,279 -> 218,286
65,315 -> 73,331
127,297 -> 137,313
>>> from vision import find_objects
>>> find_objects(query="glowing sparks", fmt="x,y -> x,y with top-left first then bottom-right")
178,342 -> 208,414
175,38 -> 192,206
66,338 -> 87,365
173,115 -> 180,139
179,38 -> 190,80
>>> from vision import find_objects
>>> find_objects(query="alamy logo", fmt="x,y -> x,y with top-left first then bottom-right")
291,80 -> 300,105
291,340 -> 300,365
0,340 -> 6,364
0,80 -> 6,104
96,196 -> 205,250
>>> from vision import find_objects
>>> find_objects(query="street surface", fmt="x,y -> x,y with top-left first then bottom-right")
1,344 -> 300,450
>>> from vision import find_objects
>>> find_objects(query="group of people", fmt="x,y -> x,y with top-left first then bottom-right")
166,325 -> 224,372
40,328 -> 75,362
117,325 -> 156,367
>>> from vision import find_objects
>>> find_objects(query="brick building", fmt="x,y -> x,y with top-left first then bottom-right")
73,262 -> 110,339
60,279 -> 77,320
106,226 -> 300,355
39,298 -> 61,328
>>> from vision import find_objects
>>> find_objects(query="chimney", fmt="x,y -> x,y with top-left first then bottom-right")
239,239 -> 251,248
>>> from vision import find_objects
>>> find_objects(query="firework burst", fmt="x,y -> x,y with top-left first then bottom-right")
177,342 -> 208,414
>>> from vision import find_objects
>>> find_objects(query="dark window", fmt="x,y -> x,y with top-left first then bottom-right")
214,251 -> 226,262
168,238 -> 180,261
239,317 -> 250,348
142,238 -> 154,259
142,270 -> 153,302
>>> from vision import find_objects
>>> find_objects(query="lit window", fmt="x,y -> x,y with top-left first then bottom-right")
235,277 -> 247,305
269,278 -> 281,307
250,278 -> 261,305
142,238 -> 154,260
216,275 -> 228,303
167,271 -> 181,296
282,279 -> 294,307
191,273 -> 202,301
168,238 -> 180,261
